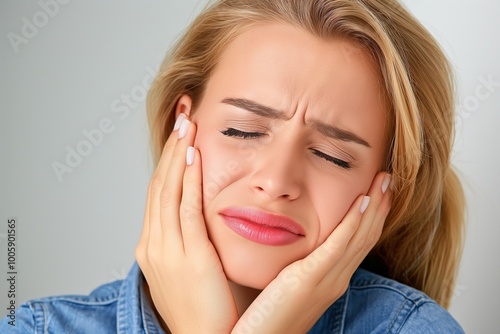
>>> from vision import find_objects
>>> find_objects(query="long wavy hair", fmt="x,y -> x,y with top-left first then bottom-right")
146,0 -> 465,308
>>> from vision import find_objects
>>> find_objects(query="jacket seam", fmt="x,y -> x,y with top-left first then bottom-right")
349,284 -> 429,307
27,295 -> 120,307
385,297 -> 412,334
41,303 -> 48,334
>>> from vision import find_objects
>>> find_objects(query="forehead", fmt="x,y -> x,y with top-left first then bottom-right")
204,22 -> 389,149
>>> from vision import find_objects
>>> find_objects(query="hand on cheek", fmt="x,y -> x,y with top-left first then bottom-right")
232,171 -> 393,334
135,113 -> 239,334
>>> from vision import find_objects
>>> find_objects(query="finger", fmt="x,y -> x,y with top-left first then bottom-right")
302,194 -> 368,280
343,172 -> 391,261
138,118 -> 184,259
135,185 -> 152,267
153,113 -> 187,182
146,115 -> 187,245
346,183 -> 392,271
160,118 -> 197,243
180,147 -> 209,255
372,181 -> 392,227
339,173 -> 392,278
138,182 -> 153,246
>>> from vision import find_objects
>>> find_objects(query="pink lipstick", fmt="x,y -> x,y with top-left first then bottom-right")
219,207 -> 305,246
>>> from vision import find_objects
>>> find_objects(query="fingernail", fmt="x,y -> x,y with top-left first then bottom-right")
360,196 -> 370,214
381,174 -> 392,194
173,113 -> 186,131
178,119 -> 190,139
186,146 -> 195,165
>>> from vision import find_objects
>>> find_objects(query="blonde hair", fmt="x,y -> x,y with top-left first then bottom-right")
146,0 -> 465,308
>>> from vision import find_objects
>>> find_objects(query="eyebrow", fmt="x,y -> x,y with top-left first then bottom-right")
221,97 -> 372,148
222,97 -> 287,120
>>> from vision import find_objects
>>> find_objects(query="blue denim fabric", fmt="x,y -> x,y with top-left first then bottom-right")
308,270 -> 464,334
1,263 -> 464,333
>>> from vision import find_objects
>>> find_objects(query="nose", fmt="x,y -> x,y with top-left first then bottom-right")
249,139 -> 302,201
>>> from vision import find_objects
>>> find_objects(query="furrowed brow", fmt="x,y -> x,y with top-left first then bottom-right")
311,121 -> 371,148
222,97 -> 371,148
221,98 -> 288,120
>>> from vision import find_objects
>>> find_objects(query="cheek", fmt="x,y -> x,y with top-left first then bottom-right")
194,128 -> 245,202
313,173 -> 374,246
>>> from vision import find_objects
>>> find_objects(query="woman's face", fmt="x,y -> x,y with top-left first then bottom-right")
187,23 -> 389,289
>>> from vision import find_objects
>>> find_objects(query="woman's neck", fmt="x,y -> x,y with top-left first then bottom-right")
228,280 -> 262,316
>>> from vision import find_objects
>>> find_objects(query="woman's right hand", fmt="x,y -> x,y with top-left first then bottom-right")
135,113 -> 239,334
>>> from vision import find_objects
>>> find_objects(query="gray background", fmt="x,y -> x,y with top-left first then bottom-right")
1,1 -> 498,332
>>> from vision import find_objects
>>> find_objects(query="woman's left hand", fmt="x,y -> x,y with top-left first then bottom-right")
232,171 -> 392,334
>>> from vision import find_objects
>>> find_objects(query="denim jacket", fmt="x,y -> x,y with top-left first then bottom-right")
0,263 -> 464,333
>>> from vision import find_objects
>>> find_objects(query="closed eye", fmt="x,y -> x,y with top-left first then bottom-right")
310,149 -> 351,169
221,128 -> 351,169
220,128 -> 264,139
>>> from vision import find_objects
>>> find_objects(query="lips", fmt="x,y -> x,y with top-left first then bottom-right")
219,207 -> 305,246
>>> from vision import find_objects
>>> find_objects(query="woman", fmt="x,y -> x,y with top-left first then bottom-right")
1,0 -> 465,333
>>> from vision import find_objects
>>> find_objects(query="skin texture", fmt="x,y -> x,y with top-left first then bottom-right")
136,22 -> 393,333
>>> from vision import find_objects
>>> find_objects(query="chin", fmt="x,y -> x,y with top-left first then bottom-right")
205,210 -> 311,290
222,256 -> 278,290
211,232 -> 305,290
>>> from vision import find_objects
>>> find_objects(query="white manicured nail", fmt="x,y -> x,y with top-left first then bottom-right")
381,174 -> 392,194
173,113 -> 186,131
360,196 -> 370,214
186,146 -> 195,165
178,119 -> 190,139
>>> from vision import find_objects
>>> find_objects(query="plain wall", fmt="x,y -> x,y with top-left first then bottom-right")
1,1 -> 499,332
